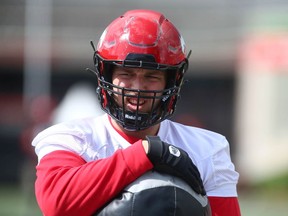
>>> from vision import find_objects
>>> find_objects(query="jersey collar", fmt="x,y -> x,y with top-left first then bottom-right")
108,116 -> 141,144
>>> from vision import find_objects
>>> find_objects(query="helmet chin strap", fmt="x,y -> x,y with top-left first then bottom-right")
113,107 -> 159,131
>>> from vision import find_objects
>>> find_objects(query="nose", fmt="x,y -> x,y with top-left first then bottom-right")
131,74 -> 146,90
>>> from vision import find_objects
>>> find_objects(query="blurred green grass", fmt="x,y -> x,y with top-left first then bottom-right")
1,174 -> 288,216
0,184 -> 41,216
239,173 -> 288,216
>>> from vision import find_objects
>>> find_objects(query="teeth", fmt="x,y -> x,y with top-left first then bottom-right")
129,99 -> 144,105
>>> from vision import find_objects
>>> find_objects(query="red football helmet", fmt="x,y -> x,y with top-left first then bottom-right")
89,9 -> 190,130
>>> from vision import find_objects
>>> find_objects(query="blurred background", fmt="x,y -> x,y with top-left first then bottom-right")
0,0 -> 288,215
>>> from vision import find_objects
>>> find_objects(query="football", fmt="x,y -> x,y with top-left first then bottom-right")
95,171 -> 211,216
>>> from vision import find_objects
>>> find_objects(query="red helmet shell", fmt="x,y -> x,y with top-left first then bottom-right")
97,9 -> 186,66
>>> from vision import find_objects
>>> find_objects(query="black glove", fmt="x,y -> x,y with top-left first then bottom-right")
146,136 -> 206,196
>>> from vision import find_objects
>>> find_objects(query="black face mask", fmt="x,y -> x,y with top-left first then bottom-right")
87,50 -> 188,131
97,79 -> 180,131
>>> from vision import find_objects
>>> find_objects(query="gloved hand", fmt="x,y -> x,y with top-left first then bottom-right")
146,136 -> 206,196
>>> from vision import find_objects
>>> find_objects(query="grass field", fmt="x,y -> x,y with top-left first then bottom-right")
1,184 -> 288,216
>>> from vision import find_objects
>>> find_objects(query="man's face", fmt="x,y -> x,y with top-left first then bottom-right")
112,66 -> 167,113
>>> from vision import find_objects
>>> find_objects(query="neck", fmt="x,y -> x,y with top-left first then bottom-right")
110,118 -> 160,140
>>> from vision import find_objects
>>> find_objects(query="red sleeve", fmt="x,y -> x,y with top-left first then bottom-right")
35,140 -> 153,216
208,196 -> 241,216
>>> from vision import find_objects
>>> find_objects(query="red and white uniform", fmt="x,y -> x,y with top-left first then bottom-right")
32,114 -> 241,216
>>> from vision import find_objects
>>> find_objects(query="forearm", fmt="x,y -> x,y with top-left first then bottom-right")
35,140 -> 153,216
208,196 -> 241,216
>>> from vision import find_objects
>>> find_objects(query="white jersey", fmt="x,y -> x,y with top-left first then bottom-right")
33,113 -> 239,197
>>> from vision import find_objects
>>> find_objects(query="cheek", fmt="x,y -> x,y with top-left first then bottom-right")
148,81 -> 166,93
111,79 -> 124,105
112,78 -> 120,86
113,78 -> 127,88
112,78 -> 124,94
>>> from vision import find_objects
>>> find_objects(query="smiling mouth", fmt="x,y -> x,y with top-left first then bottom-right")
127,98 -> 145,111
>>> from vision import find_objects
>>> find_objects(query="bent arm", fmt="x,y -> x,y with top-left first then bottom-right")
35,140 -> 153,216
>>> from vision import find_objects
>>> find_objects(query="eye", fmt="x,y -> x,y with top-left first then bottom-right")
146,73 -> 164,81
119,72 -> 130,76
147,75 -> 160,79
115,71 -> 132,78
